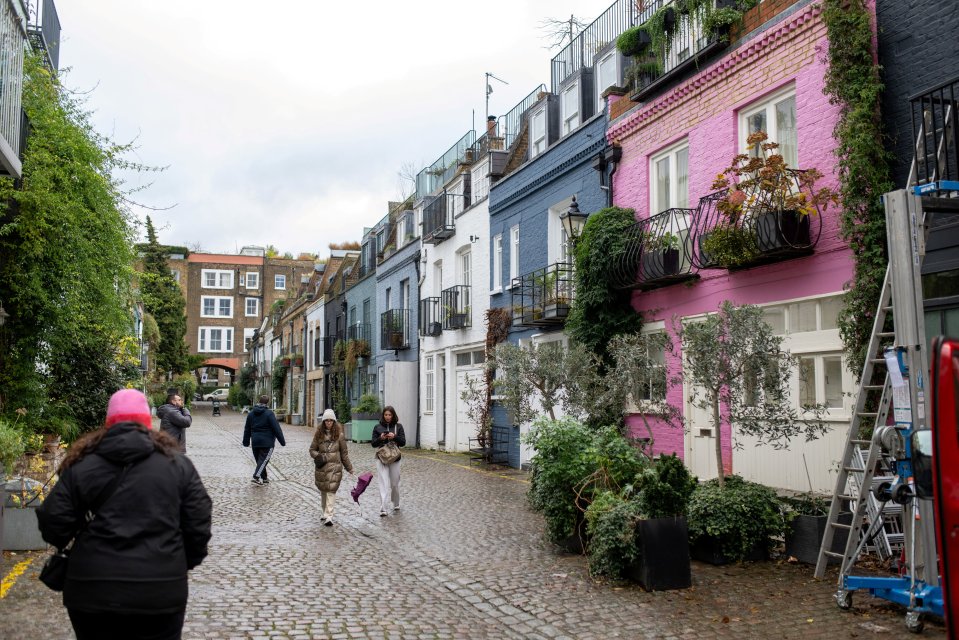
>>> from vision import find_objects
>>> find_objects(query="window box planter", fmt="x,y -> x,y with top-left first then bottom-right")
625,516 -> 691,591
448,313 -> 468,330
785,512 -> 851,565
690,535 -> 767,565
349,412 -> 379,443
641,248 -> 681,279
387,332 -> 405,349
753,209 -> 811,254
293,356 -> 304,367
280,356 -> 291,367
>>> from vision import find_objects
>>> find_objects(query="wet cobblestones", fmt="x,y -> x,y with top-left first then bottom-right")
1,407 -> 947,638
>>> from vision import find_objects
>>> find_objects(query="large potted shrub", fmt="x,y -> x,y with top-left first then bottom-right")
687,475 -> 786,564
626,453 -> 698,590
782,493 -> 851,565
349,393 -> 381,443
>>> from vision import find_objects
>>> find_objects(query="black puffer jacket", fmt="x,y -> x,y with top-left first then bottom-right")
242,404 -> 286,449
36,424 -> 212,614
371,421 -> 406,449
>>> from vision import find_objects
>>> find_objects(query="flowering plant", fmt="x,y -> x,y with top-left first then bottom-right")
711,131 -> 840,220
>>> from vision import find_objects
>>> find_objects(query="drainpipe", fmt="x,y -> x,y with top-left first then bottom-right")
302,317 -> 308,425
596,145 -> 622,209
413,250 -> 422,449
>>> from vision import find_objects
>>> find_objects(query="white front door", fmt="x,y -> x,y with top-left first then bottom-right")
455,368 -> 483,452
685,381 -> 719,480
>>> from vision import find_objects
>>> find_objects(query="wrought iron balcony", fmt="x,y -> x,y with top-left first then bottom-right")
610,208 -> 697,290
511,262 -> 575,327
28,0 -> 60,71
380,309 -> 410,351
911,76 -> 959,189
318,336 -> 334,365
689,170 -> 823,271
422,194 -> 455,244
419,297 -> 443,337
440,285 -> 471,330
347,322 -> 371,344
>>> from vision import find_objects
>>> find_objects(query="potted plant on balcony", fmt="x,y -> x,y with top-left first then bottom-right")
384,315 -> 406,349
706,131 -> 839,269
280,354 -> 291,367
445,305 -> 469,330
641,231 -> 682,279
292,352 -> 304,368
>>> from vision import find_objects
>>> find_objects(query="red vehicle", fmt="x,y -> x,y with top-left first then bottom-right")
928,337 -> 959,638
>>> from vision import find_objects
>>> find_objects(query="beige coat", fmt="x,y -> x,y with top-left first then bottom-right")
309,422 -> 353,493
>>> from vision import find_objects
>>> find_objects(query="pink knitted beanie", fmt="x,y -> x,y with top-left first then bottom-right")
105,389 -> 153,429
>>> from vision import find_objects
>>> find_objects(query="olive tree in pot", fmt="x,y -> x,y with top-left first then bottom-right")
782,493 -> 850,565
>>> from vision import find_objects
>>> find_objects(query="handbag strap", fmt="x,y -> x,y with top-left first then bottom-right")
61,460 -> 131,552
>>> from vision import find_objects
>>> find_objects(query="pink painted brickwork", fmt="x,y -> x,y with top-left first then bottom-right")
612,4 -> 854,473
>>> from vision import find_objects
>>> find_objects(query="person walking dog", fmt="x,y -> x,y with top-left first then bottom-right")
309,409 -> 354,526
156,393 -> 192,453
242,395 -> 286,485
371,405 -> 405,517
36,389 -> 212,640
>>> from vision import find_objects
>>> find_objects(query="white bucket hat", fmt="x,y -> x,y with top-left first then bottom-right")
320,408 -> 337,423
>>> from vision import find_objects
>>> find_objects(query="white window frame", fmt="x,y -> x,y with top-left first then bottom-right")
595,49 -> 619,108
245,272 -> 259,289
425,355 -> 435,414
274,274 -> 286,290
200,296 -> 233,318
471,159 -> 490,202
547,199 -> 573,265
650,140 -> 690,213
509,225 -> 520,284
492,234 -> 503,293
739,87 -> 798,168
198,327 -> 234,353
530,107 -> 547,158
201,269 -> 233,289
243,328 -> 256,353
245,297 -> 259,317
561,82 -> 580,135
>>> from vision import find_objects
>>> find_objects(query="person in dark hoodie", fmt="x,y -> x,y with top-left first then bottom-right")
156,393 -> 192,453
36,389 -> 212,640
242,395 -> 286,485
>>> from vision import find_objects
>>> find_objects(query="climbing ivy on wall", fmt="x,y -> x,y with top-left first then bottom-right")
822,0 -> 895,377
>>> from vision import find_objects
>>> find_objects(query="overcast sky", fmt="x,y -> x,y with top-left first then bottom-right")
57,1 -> 617,257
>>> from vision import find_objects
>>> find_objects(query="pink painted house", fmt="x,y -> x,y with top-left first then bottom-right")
607,1 -> 855,492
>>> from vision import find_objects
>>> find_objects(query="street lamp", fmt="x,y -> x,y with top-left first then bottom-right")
0,300 -> 8,327
560,196 -> 588,248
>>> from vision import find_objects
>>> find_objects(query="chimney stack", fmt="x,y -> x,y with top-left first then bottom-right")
487,115 -> 497,137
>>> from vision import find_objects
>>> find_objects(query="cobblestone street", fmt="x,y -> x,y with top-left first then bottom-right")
1,408 -> 947,639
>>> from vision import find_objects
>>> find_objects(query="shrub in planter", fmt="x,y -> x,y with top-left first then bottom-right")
635,453 -> 698,518
349,393 -> 382,443
585,491 -> 644,577
782,493 -> 850,565
687,475 -> 785,564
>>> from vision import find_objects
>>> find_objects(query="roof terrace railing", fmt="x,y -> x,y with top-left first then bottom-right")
415,130 -> 476,200
551,0 -> 636,93
499,84 -> 547,150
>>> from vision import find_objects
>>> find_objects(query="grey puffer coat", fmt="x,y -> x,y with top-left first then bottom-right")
309,422 -> 353,493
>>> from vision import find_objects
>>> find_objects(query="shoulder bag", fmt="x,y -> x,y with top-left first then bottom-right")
375,426 -> 401,465
39,462 -> 130,591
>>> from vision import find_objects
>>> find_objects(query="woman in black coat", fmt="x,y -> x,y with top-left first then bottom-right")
371,405 -> 406,517
36,389 -> 212,640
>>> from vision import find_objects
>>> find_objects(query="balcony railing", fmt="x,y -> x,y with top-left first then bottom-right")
380,309 -> 410,351
347,322 -> 371,344
500,84 -> 547,150
551,0 -> 635,92
422,193 -> 455,244
911,76 -> 959,188
440,285 -> 471,330
415,130 -> 475,200
511,262 -> 575,327
690,170 -> 823,270
318,336 -> 333,365
0,0 -> 28,178
28,0 -> 60,71
611,208 -> 697,290
419,297 -> 443,337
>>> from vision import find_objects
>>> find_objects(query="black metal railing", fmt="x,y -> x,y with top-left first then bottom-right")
380,309 -> 410,351
440,285 -> 471,330
419,297 -> 443,337
689,171 -> 823,270
511,263 -> 575,327
347,322 -> 371,344
911,76 -> 959,187
500,84 -> 548,150
360,373 -> 377,397
28,0 -> 61,71
415,130 -> 476,199
611,208 -> 697,289
551,0 -> 634,92
422,194 -> 455,243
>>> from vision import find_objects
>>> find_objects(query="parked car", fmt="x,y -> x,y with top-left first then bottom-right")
202,388 -> 229,402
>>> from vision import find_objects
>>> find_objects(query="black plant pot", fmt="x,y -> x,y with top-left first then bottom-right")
559,509 -> 589,555
426,322 -> 443,337
662,7 -> 677,31
642,248 -> 681,279
696,232 -> 718,268
626,516 -> 692,591
448,314 -> 467,330
691,535 -> 767,565
543,302 -> 570,320
754,210 -> 811,253
785,512 -> 851,565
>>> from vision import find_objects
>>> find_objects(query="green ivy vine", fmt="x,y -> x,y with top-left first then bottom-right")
822,0 -> 895,377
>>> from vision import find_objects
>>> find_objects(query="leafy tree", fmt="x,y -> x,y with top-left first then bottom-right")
140,216 -> 189,376
0,54 -> 141,432
680,301 -> 828,485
